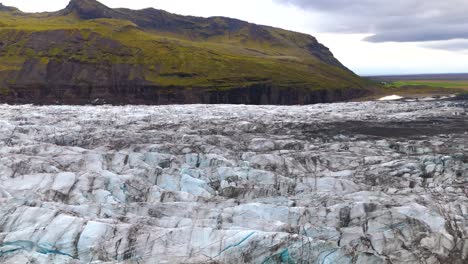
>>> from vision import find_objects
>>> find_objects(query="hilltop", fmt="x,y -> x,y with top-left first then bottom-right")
0,0 -> 370,104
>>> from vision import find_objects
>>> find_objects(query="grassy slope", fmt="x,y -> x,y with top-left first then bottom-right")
0,9 -> 367,91
390,80 -> 468,91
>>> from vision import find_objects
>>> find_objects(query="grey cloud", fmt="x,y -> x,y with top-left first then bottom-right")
422,39 -> 468,52
364,25 -> 468,42
276,0 -> 468,46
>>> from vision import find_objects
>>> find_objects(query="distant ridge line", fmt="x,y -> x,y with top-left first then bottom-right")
369,73 -> 468,80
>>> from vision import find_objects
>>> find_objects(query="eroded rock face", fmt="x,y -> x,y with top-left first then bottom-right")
0,101 -> 467,263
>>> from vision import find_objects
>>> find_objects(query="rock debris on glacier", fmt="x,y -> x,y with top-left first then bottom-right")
0,101 -> 467,264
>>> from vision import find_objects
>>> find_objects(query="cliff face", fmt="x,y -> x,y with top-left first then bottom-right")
0,0 -> 370,105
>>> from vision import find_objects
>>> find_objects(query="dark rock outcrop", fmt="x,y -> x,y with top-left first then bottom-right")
0,3 -> 20,13
2,82 -> 369,105
62,0 -> 117,19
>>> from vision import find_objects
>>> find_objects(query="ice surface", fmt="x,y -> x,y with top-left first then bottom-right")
378,95 -> 404,101
0,101 -> 467,263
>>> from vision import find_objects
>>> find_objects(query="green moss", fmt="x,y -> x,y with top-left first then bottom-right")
39,57 -> 50,64
79,29 -> 92,39
385,80 -> 468,91
0,86 -> 9,95
0,11 -> 367,90
0,56 -> 26,72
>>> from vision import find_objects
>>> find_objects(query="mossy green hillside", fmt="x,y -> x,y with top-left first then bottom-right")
0,1 -> 368,91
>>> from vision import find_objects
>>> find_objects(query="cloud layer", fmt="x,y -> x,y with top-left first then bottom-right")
276,0 -> 468,45
422,39 -> 468,52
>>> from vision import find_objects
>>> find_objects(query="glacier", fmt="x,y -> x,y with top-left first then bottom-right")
0,101 -> 467,263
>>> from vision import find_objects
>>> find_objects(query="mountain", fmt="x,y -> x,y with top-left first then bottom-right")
0,0 -> 370,105
0,3 -> 20,13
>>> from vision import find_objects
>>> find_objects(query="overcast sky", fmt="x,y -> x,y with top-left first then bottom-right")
1,0 -> 467,75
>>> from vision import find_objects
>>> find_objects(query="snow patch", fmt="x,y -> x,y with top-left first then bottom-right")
378,95 -> 404,101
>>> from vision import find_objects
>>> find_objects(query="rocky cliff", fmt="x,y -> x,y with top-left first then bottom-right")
0,0 -> 369,105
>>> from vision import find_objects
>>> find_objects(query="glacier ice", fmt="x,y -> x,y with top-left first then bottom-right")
0,101 -> 467,263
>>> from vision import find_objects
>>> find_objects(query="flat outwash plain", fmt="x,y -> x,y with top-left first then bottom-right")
0,100 -> 467,263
